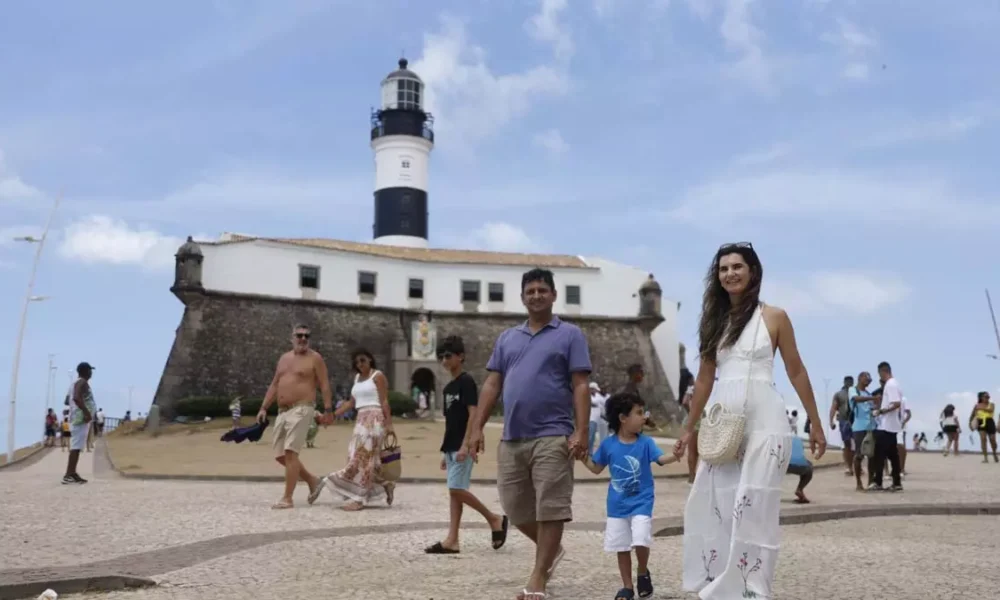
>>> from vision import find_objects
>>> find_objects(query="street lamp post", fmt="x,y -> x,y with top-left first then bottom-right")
44,354 -> 55,412
6,196 -> 60,464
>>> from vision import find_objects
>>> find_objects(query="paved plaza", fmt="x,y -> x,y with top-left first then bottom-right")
2,445 -> 1000,599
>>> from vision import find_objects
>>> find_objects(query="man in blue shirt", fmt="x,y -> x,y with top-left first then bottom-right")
467,268 -> 592,600
848,371 -> 876,491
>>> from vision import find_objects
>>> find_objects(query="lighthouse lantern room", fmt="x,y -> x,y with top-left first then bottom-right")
370,58 -> 435,249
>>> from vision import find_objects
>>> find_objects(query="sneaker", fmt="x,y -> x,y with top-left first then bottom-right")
889,485 -> 903,492
61,475 -> 75,485
71,473 -> 88,484
867,483 -> 883,492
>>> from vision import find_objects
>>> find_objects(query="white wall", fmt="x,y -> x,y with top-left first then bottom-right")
372,136 -> 432,191
200,241 -> 658,318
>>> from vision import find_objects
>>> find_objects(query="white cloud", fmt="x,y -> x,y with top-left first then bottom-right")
660,168 -> 1000,229
58,216 -> 182,270
444,222 -> 547,253
0,150 -> 43,201
860,115 -> 986,148
411,15 -> 570,151
718,0 -> 774,95
765,271 -> 911,316
526,0 -> 574,61
532,129 -> 569,155
822,17 -> 878,81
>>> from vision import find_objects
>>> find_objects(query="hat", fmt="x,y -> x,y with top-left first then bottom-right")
76,362 -> 95,374
589,382 -> 600,391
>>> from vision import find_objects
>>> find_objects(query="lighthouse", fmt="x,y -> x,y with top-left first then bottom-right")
370,58 -> 435,249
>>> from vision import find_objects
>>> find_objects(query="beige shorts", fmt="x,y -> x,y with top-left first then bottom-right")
497,436 -> 574,526
272,404 -> 314,457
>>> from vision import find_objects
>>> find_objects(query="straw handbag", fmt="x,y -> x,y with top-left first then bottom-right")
698,304 -> 763,465
380,431 -> 402,481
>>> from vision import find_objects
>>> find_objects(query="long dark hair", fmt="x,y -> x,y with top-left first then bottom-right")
350,348 -> 377,373
698,243 -> 763,363
978,391 -> 990,404
942,404 -> 955,417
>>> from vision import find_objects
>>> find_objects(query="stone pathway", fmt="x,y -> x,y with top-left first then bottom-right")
2,446 -> 998,598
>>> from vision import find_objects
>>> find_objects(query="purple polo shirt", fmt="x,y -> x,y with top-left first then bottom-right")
486,316 -> 592,440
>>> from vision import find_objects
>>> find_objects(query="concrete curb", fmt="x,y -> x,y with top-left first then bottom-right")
101,440 -> 842,484
0,575 -> 154,600
0,445 -> 50,472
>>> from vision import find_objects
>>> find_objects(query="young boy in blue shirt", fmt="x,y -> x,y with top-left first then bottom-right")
582,392 -> 682,600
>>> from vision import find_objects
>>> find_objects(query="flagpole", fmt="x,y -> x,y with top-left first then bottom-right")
987,289 -> 1000,357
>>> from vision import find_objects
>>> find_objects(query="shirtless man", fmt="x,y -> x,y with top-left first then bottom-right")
257,324 -> 332,509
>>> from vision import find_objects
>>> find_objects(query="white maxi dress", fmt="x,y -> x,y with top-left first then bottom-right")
682,305 -> 792,599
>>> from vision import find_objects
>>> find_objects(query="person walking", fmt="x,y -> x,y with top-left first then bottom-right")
848,371 -> 876,491
466,268 -> 593,600
677,242 -> 826,599
972,391 -> 998,462
940,404 -> 961,456
588,382 -> 609,453
44,409 -> 58,447
786,435 -> 814,504
424,335 -> 508,554
256,325 -> 330,509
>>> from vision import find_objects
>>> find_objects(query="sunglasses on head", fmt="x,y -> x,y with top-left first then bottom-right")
718,241 -> 753,252
295,333 -> 310,340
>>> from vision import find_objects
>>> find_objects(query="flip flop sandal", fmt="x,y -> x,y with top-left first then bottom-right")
307,477 -> 326,505
270,501 -> 293,510
546,547 -> 565,580
521,590 -> 547,599
424,542 -> 460,554
614,587 -> 635,600
492,515 -> 509,550
637,571 -> 653,598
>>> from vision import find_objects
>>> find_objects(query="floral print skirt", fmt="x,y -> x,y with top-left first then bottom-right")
682,381 -> 792,599
323,407 -> 387,504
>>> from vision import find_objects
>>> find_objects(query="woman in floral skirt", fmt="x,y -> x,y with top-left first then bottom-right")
675,243 -> 826,599
311,348 -> 396,511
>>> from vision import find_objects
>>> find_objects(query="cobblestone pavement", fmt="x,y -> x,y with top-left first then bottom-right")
63,516 -> 1000,600
2,446 -> 999,595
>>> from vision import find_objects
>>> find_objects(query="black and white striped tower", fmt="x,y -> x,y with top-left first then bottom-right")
370,58 -> 435,248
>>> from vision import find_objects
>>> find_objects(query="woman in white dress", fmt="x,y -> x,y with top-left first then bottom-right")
676,242 -> 826,599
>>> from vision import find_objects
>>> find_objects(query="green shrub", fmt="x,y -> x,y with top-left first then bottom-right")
387,391 -> 417,416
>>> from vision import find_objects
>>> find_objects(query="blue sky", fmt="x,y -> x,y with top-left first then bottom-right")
2,0 -> 999,450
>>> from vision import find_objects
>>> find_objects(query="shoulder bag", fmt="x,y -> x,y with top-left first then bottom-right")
698,303 -> 763,465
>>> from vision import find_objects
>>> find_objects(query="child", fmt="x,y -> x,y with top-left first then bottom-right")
424,335 -> 508,554
582,392 -> 682,600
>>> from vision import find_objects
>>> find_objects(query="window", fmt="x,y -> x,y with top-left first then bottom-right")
488,282 -> 504,303
299,265 -> 319,289
358,271 -> 377,295
401,160 -> 410,169
401,193 -> 412,206
408,278 -> 424,299
566,285 -> 581,305
461,280 -> 481,303
396,78 -> 422,110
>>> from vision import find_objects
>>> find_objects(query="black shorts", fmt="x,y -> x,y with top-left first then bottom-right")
61,431 -> 70,438
852,431 -> 869,452
978,418 -> 997,435
943,425 -> 959,434
45,428 -> 55,437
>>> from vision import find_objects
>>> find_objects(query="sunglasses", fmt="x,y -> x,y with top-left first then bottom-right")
438,352 -> 454,360
718,241 -> 753,252
295,333 -> 310,340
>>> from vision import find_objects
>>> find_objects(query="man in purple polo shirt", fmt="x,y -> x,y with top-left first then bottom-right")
466,267 -> 592,600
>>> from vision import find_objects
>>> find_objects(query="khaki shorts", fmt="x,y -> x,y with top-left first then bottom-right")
497,436 -> 574,526
271,404 -> 314,457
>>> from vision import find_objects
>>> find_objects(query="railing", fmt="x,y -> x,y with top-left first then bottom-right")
370,109 -> 435,142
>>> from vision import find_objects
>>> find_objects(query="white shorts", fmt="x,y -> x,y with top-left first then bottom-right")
603,514 -> 653,552
70,423 -> 90,451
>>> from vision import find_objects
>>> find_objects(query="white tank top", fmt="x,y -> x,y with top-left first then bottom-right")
352,370 -> 382,410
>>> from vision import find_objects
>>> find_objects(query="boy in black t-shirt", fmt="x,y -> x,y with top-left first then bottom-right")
424,335 -> 509,554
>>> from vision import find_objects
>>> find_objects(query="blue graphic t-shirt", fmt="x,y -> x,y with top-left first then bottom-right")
848,387 -> 874,432
592,434 -> 664,518
788,436 -> 809,468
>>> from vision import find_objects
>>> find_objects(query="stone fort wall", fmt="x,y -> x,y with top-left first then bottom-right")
153,290 -> 682,423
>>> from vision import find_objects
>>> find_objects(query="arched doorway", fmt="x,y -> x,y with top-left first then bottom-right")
410,367 -> 436,417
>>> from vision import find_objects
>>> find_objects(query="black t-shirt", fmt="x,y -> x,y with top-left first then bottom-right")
441,372 -> 478,453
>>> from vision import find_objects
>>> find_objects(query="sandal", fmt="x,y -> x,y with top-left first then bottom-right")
307,477 -> 326,505
424,541 -> 460,554
492,515 -> 509,550
270,500 -> 293,510
341,501 -> 364,512
637,570 -> 653,598
519,590 -> 547,599
614,587 -> 635,600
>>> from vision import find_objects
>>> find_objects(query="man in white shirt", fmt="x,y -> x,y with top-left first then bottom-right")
872,361 -> 903,491
587,382 -> 608,453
